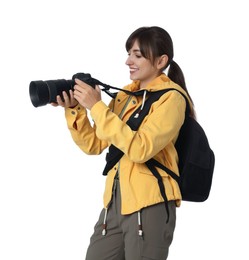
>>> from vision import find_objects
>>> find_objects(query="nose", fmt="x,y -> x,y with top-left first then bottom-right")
125,55 -> 133,66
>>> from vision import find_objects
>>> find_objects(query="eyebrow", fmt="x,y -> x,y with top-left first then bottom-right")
128,48 -> 142,55
132,49 -> 141,53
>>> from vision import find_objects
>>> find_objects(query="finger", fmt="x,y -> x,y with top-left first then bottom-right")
72,88 -> 82,99
50,102 -> 58,107
62,91 -> 70,105
74,78 -> 82,85
69,89 -> 74,100
74,85 -> 82,94
75,78 -> 87,87
95,85 -> 101,94
74,79 -> 93,91
56,95 -> 65,106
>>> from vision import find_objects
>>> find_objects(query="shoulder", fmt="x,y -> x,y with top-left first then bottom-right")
153,88 -> 187,109
157,80 -> 193,112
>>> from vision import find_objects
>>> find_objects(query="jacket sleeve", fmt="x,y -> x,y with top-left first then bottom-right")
90,91 -> 186,163
65,104 -> 109,155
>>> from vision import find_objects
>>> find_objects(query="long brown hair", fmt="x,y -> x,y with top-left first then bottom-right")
126,26 -> 195,118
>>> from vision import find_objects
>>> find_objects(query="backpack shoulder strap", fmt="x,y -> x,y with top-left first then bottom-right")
102,89 -> 170,176
144,88 -> 191,182
127,89 -> 169,130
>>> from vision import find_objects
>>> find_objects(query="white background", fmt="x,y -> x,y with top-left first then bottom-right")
0,0 -> 248,259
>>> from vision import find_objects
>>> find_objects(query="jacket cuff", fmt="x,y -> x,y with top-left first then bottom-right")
90,101 -> 108,121
65,105 -> 86,127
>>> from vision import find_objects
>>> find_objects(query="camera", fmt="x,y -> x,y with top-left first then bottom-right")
29,73 -> 96,107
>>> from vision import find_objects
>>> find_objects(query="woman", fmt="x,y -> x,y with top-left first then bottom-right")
53,26 -> 194,260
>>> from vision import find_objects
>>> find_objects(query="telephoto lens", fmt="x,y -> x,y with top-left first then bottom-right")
29,73 -> 95,108
29,79 -> 74,107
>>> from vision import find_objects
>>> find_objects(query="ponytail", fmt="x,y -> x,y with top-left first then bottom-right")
168,60 -> 196,118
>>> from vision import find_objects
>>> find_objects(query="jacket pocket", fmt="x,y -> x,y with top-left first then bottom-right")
137,162 -> 169,178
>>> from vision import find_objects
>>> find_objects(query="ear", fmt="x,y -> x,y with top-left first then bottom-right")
156,55 -> 168,70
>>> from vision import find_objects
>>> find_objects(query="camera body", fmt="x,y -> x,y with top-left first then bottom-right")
29,73 -> 96,107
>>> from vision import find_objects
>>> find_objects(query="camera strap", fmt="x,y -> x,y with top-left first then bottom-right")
100,83 -> 151,98
73,72 -> 151,98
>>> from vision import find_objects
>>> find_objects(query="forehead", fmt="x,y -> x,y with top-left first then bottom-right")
128,40 -> 141,52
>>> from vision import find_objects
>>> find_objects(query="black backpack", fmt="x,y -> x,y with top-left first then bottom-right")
103,88 -> 215,219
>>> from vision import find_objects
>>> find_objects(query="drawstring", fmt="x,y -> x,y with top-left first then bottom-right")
102,207 -> 108,236
102,176 -> 119,236
101,177 -> 145,238
141,90 -> 147,110
138,211 -> 143,237
103,208 -> 144,237
134,90 -> 147,118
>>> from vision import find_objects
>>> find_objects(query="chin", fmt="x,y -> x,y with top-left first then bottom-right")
130,74 -> 138,81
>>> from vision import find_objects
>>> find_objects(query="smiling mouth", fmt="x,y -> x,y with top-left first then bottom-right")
130,68 -> 138,73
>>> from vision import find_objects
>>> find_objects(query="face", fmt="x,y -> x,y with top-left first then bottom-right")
125,40 -> 162,89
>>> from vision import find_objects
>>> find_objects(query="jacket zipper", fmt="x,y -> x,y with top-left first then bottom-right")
115,95 -> 133,180
118,95 -> 133,119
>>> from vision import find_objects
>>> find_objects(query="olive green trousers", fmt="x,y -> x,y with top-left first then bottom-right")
85,179 -> 176,260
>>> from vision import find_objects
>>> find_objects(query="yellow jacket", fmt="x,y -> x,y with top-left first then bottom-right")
65,74 -> 192,214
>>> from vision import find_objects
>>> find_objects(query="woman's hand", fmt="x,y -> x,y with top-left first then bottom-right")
50,78 -> 101,109
73,78 -> 101,110
50,89 -> 79,108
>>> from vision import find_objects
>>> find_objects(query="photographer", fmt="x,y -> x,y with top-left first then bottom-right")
52,26 -> 194,260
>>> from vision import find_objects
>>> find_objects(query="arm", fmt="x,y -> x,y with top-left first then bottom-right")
51,79 -> 109,155
90,91 -> 186,163
65,104 -> 108,155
